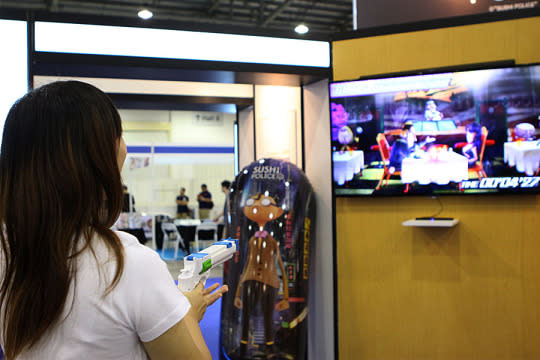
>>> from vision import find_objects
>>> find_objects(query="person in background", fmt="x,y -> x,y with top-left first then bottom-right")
122,184 -> 136,213
213,181 -> 231,237
176,187 -> 190,219
197,184 -> 213,220
0,81 -> 227,360
214,180 -> 231,239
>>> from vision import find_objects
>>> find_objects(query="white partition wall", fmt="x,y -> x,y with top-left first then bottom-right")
0,19 -> 28,144
303,80 -> 334,360
238,106 -> 255,170
254,85 -> 302,168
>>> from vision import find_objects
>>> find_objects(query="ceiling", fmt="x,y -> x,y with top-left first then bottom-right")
0,0 -> 353,40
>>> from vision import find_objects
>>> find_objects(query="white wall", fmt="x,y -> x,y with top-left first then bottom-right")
238,106 -> 255,170
119,109 -> 235,217
303,80 -> 334,360
170,111 -> 235,145
254,85 -> 302,168
0,20 -> 27,144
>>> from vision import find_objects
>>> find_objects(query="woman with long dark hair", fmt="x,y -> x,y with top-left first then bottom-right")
0,81 -> 226,359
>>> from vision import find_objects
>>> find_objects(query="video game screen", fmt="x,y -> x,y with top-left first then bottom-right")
330,64 -> 540,196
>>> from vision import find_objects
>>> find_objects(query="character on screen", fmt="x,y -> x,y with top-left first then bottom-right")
388,122 -> 436,173
424,99 -> 443,121
234,192 -> 289,356
462,122 -> 482,167
388,121 -> 417,173
331,102 -> 349,141
337,125 -> 357,154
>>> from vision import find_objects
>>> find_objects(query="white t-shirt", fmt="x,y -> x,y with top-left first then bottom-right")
4,231 -> 191,359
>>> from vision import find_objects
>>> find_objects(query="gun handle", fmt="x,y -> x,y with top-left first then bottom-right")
200,272 -> 210,288
178,272 -> 210,293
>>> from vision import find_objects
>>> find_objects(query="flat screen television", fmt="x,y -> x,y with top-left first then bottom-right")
329,63 -> 540,196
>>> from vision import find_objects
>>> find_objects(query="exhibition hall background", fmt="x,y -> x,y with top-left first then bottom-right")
2,9 -> 540,360
333,16 -> 540,360
0,18 -> 334,360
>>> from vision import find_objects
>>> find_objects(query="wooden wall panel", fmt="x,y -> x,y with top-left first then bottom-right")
333,16 -> 540,360
332,17 -> 540,82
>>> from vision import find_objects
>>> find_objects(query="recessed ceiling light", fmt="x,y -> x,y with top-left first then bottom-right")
138,9 -> 153,20
294,24 -> 309,35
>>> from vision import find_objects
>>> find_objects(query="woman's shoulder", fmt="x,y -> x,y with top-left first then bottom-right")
114,230 -> 160,263
111,230 -> 170,281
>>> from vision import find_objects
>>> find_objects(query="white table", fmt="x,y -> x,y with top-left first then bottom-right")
401,151 -> 468,185
332,150 -> 364,185
173,219 -> 202,227
504,141 -> 540,176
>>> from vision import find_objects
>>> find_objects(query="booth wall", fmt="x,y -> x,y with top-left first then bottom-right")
332,16 -> 540,360
303,79 -> 334,360
254,85 -> 302,168
333,17 -> 540,82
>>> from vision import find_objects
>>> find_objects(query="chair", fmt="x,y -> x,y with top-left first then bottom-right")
468,126 -> 488,179
375,133 -> 409,193
160,221 -> 186,260
194,221 -> 218,252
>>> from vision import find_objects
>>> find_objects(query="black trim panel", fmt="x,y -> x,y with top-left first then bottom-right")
27,19 -> 34,90
34,52 -> 329,76
108,93 -> 252,112
33,52 -> 330,87
331,59 -> 516,83
108,93 -> 253,106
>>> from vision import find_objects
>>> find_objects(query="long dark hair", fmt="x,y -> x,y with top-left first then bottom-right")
0,81 -> 125,358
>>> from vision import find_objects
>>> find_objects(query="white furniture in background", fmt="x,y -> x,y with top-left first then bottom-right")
160,221 -> 186,260
401,151 -> 468,185
504,141 -> 540,176
194,221 -> 218,252
332,150 -> 364,185
174,218 -> 202,227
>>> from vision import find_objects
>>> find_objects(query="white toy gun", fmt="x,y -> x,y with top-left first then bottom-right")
178,238 -> 238,292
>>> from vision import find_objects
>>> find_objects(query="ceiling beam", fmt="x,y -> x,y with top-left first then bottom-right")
207,0 -> 223,14
47,0 -> 60,11
260,0 -> 293,26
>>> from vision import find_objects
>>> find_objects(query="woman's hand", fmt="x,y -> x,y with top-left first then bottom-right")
183,282 -> 228,322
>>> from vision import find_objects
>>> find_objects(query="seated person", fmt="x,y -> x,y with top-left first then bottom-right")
424,99 -> 443,121
462,122 -> 482,167
388,122 -> 417,174
388,122 -> 436,173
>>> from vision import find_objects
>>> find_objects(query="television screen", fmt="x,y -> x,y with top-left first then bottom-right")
330,63 -> 540,196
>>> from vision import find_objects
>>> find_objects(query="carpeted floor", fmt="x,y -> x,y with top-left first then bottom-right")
200,277 -> 223,359
162,249 -> 223,359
